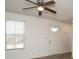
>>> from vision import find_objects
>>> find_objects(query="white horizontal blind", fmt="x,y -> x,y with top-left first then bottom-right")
6,20 -> 25,49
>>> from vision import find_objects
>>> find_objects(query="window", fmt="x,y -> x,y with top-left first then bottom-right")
6,20 -> 25,49
51,27 -> 59,32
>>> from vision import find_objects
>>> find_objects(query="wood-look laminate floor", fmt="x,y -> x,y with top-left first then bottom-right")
32,52 -> 72,59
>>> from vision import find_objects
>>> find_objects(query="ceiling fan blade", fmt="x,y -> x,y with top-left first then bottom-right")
23,6 -> 37,10
44,0 -> 56,6
38,11 -> 42,16
26,0 -> 37,5
44,7 -> 56,14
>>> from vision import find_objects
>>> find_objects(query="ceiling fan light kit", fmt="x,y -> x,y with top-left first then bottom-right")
37,6 -> 44,11
23,0 -> 56,16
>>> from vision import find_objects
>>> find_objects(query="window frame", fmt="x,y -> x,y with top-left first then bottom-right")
5,19 -> 26,50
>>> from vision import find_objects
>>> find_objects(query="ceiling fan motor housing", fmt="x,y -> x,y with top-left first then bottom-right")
37,0 -> 44,6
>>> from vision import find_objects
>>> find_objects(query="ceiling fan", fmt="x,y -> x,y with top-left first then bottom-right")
23,0 -> 56,16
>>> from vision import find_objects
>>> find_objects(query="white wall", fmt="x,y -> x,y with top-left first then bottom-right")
5,12 -> 72,59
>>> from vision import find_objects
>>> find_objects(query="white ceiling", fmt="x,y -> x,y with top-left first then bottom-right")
5,0 -> 73,23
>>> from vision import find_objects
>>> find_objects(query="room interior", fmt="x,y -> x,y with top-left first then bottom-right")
5,0 -> 73,59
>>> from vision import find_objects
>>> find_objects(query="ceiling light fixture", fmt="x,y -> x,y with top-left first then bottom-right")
37,6 -> 44,11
